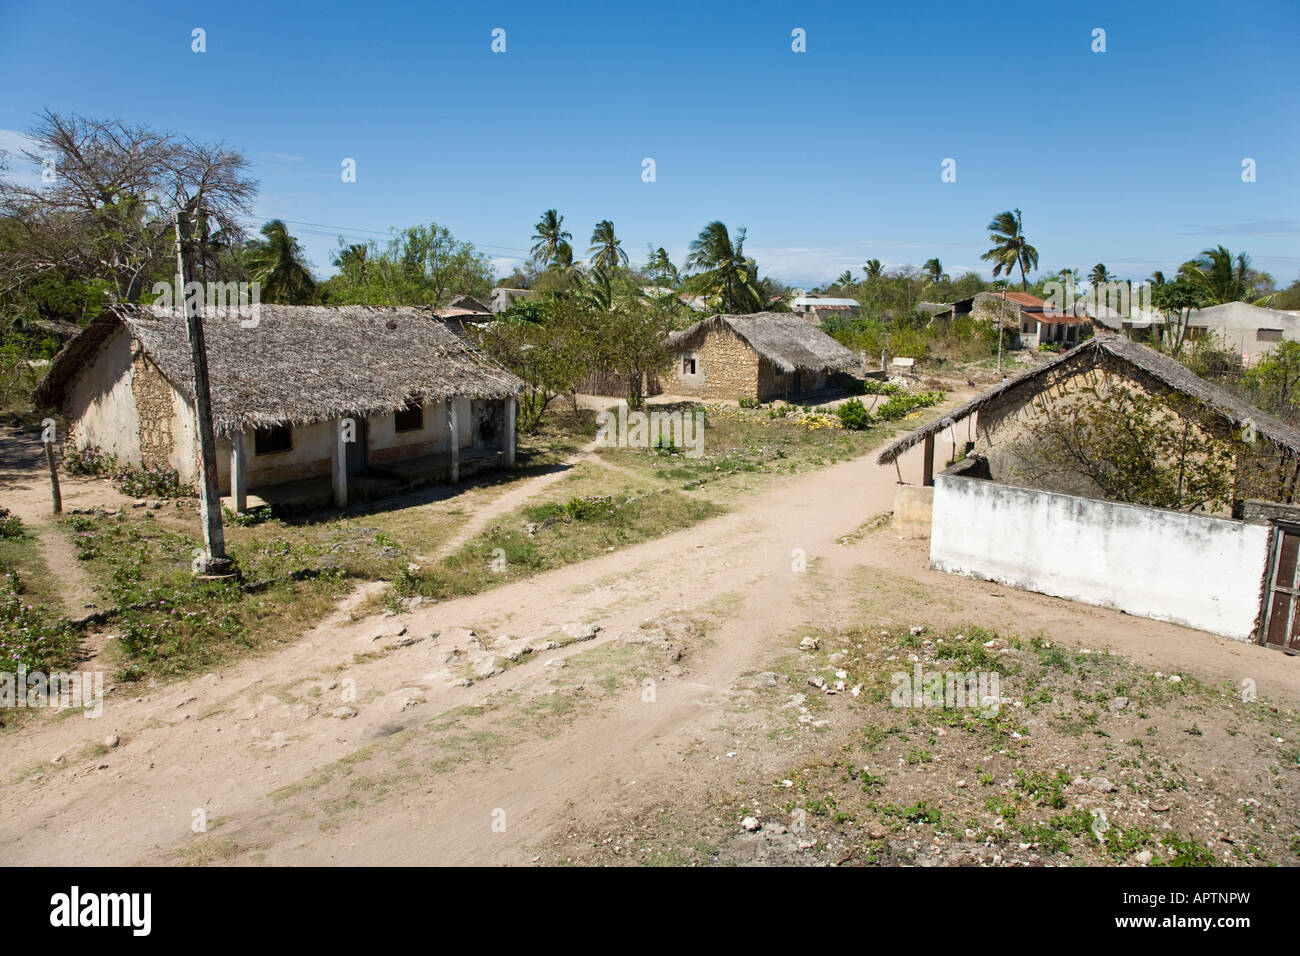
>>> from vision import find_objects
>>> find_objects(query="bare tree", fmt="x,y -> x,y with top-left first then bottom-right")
0,111 -> 256,302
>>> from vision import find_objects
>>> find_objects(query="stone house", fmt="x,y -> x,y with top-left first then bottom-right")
665,312 -> 861,402
33,304 -> 523,509
877,335 -> 1300,647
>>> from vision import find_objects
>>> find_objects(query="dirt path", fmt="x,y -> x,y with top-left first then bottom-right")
3,414 -> 1298,866
1,425 -> 112,617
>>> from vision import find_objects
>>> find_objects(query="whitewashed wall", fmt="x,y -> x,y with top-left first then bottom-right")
930,474 -> 1271,640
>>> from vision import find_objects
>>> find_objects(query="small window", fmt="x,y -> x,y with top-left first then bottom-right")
394,402 -> 424,433
254,424 -> 292,456
1258,328 -> 1283,342
683,357 -> 697,375
1186,326 -> 1207,342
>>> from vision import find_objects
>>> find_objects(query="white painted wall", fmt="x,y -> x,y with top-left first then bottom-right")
930,474 -> 1271,640
65,326 -> 140,460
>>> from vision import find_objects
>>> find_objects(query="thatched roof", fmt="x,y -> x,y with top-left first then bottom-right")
439,295 -> 493,317
875,334 -> 1300,465
34,304 -> 523,436
668,312 -> 860,374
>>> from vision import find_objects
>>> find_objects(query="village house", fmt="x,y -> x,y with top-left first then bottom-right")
1172,302 -> 1300,364
488,287 -> 538,313
665,312 -> 861,402
435,294 -> 495,339
878,334 -> 1300,648
33,304 -> 523,510
790,295 -> 861,324
932,291 -> 1091,349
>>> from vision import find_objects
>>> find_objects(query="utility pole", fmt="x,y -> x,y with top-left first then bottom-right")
174,208 -> 234,577
997,289 -> 1006,380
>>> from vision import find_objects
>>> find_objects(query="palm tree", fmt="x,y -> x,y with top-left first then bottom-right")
1179,245 -> 1268,303
587,220 -> 628,271
836,270 -> 855,288
549,240 -> 576,272
245,220 -> 316,304
864,258 -> 884,281
529,209 -> 572,267
1090,263 -> 1113,287
980,209 -> 1039,291
922,258 -> 947,285
646,247 -> 678,287
331,242 -> 370,284
684,221 -> 763,314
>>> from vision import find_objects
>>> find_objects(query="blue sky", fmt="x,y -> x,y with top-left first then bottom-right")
1,0 -> 1297,288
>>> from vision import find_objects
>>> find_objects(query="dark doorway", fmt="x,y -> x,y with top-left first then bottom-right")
1261,525 -> 1300,651
346,418 -> 367,476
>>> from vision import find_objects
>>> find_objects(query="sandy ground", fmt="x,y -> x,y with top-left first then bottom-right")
2,417 -> 1298,866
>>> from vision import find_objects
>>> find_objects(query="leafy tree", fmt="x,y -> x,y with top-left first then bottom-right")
529,209 -> 571,267
320,222 -> 493,306
476,297 -> 588,431
587,220 -> 628,272
1245,341 -> 1300,415
1008,382 -> 1239,513
980,209 -> 1039,291
245,220 -> 316,304
1151,277 -> 1212,354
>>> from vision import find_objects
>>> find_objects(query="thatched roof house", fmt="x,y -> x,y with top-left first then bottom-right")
666,312 -> 861,401
35,304 -> 524,509
881,334 -> 1300,647
877,333 -> 1300,472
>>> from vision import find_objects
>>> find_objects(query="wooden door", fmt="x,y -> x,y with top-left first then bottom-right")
1261,526 -> 1300,651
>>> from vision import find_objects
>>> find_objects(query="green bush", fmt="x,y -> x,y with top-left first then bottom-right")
877,390 -> 945,421
836,398 -> 871,431
0,507 -> 23,539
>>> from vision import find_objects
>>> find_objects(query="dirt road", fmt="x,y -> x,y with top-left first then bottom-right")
3,426 -> 1297,866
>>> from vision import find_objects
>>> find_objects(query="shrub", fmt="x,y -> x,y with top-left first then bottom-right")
836,398 -> 871,431
0,507 -> 23,539
877,390 -> 945,421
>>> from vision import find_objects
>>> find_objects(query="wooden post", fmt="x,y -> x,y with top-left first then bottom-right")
504,396 -> 516,467
922,433 -> 935,487
448,400 -> 460,484
332,418 -> 348,508
230,430 -> 247,514
175,209 -> 232,575
44,440 -> 61,514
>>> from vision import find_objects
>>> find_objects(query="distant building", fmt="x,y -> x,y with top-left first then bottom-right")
1182,302 -> 1300,363
790,296 -> 860,323
666,312 -> 861,401
436,294 -> 495,338
934,291 -> 1090,349
489,287 -> 538,313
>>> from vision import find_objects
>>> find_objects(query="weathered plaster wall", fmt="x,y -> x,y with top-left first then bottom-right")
63,326 -> 141,461
930,473 -> 1270,640
131,353 -> 179,471
668,327 -> 760,400
367,399 -> 450,466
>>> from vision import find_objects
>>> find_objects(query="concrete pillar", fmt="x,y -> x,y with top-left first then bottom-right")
504,396 -> 516,467
448,400 -> 460,484
332,418 -> 348,508
230,430 -> 247,514
922,433 -> 935,487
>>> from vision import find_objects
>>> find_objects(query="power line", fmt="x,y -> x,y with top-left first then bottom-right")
233,214 -> 531,255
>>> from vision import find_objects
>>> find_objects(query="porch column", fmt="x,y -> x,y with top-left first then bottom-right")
447,400 -> 460,484
504,396 -> 516,467
230,430 -> 248,514
332,417 -> 348,508
922,433 -> 935,487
